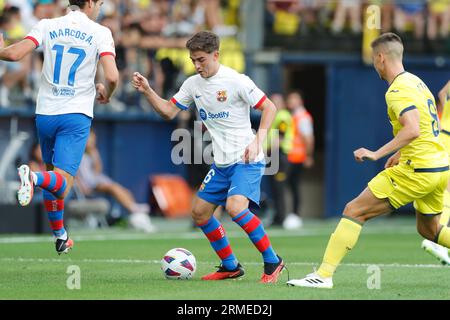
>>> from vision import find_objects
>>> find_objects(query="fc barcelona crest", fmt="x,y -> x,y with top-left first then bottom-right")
216,90 -> 227,102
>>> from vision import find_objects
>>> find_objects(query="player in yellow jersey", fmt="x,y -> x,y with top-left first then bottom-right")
421,80 -> 450,265
287,33 -> 450,289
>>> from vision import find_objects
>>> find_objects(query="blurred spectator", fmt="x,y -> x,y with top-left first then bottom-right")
76,129 -> 156,233
163,0 -> 202,38
393,0 -> 426,39
285,90 -> 314,230
380,0 -> 395,33
6,0 -> 36,31
0,6 -> 32,108
427,0 -> 450,40
266,0 -> 302,35
298,0 -> 329,34
33,0 -> 62,20
331,0 -> 362,34
202,0 -> 238,37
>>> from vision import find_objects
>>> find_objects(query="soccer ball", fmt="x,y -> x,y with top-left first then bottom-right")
161,248 -> 196,280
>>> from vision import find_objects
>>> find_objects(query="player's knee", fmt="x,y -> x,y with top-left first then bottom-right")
191,207 -> 210,225
343,202 -> 367,223
343,202 -> 358,218
225,200 -> 246,216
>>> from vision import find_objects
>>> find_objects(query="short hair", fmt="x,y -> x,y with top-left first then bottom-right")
371,32 -> 404,58
69,0 -> 98,9
186,31 -> 220,53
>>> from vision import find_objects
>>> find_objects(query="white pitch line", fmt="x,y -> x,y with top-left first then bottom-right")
0,257 -> 446,269
0,227 -> 417,244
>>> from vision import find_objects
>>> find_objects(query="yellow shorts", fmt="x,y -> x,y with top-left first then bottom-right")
368,163 -> 450,214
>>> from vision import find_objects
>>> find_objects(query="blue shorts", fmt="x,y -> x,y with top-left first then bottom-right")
197,161 -> 265,210
36,113 -> 92,176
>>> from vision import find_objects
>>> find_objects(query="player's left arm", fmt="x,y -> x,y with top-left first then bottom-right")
354,108 -> 420,162
0,34 -> 36,61
243,98 -> 277,162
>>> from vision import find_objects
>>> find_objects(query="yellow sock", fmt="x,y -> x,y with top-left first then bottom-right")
437,226 -> 450,248
317,217 -> 362,278
440,190 -> 450,226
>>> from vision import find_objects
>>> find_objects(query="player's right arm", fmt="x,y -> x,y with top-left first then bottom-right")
0,34 -> 36,61
132,72 -> 180,120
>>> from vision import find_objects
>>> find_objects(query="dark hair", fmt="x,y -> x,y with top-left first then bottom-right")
371,32 -> 403,50
186,31 -> 220,53
69,0 -> 98,9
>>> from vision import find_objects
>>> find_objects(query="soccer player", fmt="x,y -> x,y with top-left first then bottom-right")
421,80 -> 450,265
0,0 -> 119,254
287,33 -> 450,289
132,31 -> 285,283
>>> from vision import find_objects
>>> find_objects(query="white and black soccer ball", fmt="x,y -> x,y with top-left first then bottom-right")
161,248 -> 196,280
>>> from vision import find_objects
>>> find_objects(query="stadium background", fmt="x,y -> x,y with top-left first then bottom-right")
0,0 -> 449,231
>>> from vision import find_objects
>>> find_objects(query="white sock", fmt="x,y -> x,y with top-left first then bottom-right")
31,172 -> 37,185
57,231 -> 68,241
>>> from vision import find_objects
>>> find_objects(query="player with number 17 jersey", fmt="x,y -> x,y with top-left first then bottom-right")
0,1 -> 119,255
26,9 -> 115,118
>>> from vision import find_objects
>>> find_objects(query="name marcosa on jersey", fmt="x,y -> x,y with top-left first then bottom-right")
49,28 -> 93,45
199,108 -> 230,121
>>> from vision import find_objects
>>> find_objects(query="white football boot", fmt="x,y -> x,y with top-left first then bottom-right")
421,239 -> 450,265
287,272 -> 333,289
17,164 -> 34,206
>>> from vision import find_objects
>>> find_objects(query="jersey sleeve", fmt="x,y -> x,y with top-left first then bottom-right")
25,19 -> 47,48
238,74 -> 266,109
98,27 -> 116,58
386,89 -> 417,119
171,79 -> 194,110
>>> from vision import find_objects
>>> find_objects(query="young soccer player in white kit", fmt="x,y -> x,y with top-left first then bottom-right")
0,0 -> 119,254
133,31 -> 285,283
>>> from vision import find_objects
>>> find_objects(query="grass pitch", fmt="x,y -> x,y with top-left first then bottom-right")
0,217 -> 448,300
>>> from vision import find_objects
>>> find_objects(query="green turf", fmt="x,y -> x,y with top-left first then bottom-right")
0,217 -> 448,300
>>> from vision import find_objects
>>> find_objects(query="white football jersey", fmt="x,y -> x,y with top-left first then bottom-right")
172,65 -> 266,166
26,10 -> 115,118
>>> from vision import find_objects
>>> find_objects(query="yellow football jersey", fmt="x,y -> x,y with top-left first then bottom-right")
439,87 -> 450,132
386,72 -> 449,169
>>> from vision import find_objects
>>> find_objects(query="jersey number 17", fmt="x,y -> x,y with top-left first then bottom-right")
52,44 -> 86,87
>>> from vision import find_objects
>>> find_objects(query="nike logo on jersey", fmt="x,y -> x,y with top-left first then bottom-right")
195,95 -> 202,99
390,90 -> 399,93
